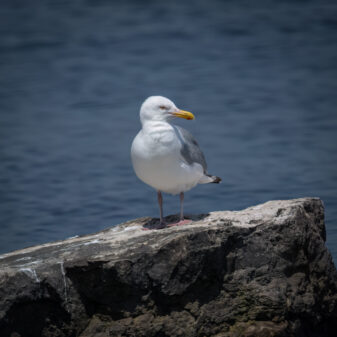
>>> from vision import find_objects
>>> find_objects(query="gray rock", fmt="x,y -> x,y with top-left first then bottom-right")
0,198 -> 336,336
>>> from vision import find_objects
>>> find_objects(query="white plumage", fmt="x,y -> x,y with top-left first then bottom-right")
131,96 -> 220,227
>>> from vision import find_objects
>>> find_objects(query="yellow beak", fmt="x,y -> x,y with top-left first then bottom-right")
172,109 -> 195,120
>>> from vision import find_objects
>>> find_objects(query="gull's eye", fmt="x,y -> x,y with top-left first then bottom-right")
159,105 -> 167,110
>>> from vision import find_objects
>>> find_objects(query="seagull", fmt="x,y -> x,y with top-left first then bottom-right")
131,96 -> 221,228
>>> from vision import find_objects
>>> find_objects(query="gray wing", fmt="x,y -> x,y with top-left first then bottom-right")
174,125 -> 207,173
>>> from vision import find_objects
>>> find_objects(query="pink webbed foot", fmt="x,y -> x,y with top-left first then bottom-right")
167,219 -> 192,227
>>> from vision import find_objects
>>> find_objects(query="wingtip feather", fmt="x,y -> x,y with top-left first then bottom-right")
212,176 -> 221,184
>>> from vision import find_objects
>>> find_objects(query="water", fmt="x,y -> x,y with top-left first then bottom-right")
1,0 -> 337,263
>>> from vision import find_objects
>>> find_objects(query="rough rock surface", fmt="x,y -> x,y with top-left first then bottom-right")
0,198 -> 336,337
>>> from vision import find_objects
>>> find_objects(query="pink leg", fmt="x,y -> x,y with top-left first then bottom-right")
142,191 -> 167,230
167,192 -> 192,227
158,190 -> 165,225
180,191 -> 184,221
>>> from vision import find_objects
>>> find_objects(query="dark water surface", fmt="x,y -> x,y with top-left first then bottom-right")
1,0 -> 337,262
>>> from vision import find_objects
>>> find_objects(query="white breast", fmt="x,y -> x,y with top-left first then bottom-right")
131,122 -> 204,195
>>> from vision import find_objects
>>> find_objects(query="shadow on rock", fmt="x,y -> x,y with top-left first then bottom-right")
142,213 -> 210,230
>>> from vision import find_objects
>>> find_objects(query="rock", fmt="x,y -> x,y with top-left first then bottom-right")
0,198 -> 336,337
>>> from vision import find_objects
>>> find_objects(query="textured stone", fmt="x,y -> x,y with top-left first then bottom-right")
0,198 -> 336,336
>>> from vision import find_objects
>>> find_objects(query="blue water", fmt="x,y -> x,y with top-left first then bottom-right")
1,0 -> 337,262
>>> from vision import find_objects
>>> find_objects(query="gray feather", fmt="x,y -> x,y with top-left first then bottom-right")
173,125 -> 208,173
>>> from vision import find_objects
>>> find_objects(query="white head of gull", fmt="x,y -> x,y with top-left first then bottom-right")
131,96 -> 221,228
